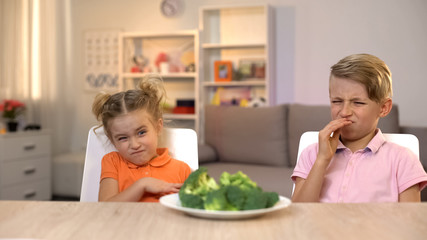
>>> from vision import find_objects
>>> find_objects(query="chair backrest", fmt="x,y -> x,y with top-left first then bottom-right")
80,126 -> 199,202
293,131 -> 420,194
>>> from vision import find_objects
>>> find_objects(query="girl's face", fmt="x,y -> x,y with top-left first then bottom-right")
108,109 -> 163,166
329,76 -> 389,145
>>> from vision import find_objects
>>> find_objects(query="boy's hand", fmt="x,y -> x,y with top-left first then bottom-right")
139,177 -> 183,194
317,118 -> 352,163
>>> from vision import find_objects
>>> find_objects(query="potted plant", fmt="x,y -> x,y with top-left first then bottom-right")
0,99 -> 26,132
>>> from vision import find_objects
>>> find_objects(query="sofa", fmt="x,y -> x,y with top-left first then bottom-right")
198,104 -> 427,200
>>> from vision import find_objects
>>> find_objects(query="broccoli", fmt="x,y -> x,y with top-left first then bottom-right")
204,188 -> 228,210
179,168 -> 280,211
264,191 -> 280,208
179,193 -> 204,209
224,185 -> 245,210
179,167 -> 219,209
220,171 -> 257,191
243,188 -> 268,210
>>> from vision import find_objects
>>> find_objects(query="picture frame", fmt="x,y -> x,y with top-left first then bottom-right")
238,58 -> 265,80
214,60 -> 232,82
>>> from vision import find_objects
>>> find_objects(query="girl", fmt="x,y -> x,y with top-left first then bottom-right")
92,76 -> 191,202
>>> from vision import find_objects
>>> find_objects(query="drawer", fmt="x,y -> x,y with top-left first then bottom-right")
0,157 -> 51,187
0,134 -> 50,160
0,178 -> 51,200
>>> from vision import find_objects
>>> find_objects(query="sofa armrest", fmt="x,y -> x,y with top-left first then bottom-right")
401,126 -> 427,169
198,144 -> 218,164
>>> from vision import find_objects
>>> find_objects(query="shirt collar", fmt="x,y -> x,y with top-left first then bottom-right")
126,148 -> 171,169
365,129 -> 385,153
336,128 -> 385,153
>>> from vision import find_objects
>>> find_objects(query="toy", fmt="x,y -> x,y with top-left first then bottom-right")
248,97 -> 266,107
131,55 -> 147,73
155,52 -> 169,72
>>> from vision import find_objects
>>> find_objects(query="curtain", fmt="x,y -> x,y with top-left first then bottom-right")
1,0 -> 53,126
0,0 -> 72,154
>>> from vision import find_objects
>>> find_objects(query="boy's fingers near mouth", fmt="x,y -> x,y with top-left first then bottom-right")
333,118 -> 352,129
331,128 -> 341,140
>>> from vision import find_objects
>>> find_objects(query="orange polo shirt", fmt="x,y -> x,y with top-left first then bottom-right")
100,148 -> 191,202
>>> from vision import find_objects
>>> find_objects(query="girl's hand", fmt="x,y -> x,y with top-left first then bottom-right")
317,118 -> 352,164
98,177 -> 182,202
138,177 -> 183,194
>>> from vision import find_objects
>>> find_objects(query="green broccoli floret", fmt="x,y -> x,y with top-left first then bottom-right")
221,172 -> 268,211
180,168 -> 280,211
179,167 -> 219,209
204,188 -> 228,210
243,188 -> 268,210
224,185 -> 245,210
220,171 -> 258,192
179,193 -> 204,209
264,191 -> 280,208
219,171 -> 232,186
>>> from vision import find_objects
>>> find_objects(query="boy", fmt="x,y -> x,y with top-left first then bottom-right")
291,54 -> 427,202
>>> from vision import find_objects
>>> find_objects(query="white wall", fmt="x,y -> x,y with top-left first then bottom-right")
293,0 -> 427,127
66,0 -> 427,152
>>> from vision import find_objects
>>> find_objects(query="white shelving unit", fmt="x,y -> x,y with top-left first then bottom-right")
118,30 -> 200,134
199,4 -> 274,141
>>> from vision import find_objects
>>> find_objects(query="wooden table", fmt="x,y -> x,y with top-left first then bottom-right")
0,201 -> 426,240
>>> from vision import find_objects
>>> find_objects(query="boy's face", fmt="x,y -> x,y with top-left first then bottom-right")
109,109 -> 163,166
329,76 -> 384,143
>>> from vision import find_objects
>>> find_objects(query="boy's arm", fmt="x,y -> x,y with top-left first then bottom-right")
292,119 -> 351,202
98,177 -> 182,202
292,156 -> 330,202
398,184 -> 421,202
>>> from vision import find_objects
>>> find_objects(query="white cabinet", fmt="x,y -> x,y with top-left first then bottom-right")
118,31 -> 200,134
199,4 -> 274,140
0,131 -> 51,200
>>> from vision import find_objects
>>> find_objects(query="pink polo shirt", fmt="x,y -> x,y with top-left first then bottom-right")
291,129 -> 427,202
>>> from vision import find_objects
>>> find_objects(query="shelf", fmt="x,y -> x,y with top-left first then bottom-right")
118,30 -> 200,136
122,30 -> 197,39
202,43 -> 265,49
122,72 -> 197,79
164,113 -> 196,120
203,80 -> 266,87
198,4 -> 273,143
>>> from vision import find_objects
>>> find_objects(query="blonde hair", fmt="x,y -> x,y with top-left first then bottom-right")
330,54 -> 392,103
92,75 -> 166,140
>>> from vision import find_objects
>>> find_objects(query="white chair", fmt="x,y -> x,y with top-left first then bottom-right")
80,126 -> 199,202
293,131 -> 420,194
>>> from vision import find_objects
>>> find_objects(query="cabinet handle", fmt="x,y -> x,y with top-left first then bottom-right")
24,190 -> 37,199
23,144 -> 36,151
24,167 -> 36,175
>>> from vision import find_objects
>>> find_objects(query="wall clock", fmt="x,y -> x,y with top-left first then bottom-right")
161,0 -> 180,17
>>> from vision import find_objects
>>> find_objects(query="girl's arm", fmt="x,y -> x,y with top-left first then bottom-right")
399,184 -> 421,202
98,177 -> 183,202
292,119 -> 351,202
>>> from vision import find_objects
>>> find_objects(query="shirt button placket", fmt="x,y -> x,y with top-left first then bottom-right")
145,165 -> 150,176
340,153 -> 354,202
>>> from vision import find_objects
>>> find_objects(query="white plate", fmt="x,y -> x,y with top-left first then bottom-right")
159,193 -> 291,220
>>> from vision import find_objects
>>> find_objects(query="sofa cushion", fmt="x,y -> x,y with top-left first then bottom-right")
287,104 -> 331,167
201,162 -> 295,198
204,105 -> 288,166
197,144 -> 218,163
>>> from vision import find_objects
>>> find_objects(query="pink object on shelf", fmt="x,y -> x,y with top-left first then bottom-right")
155,52 -> 169,69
